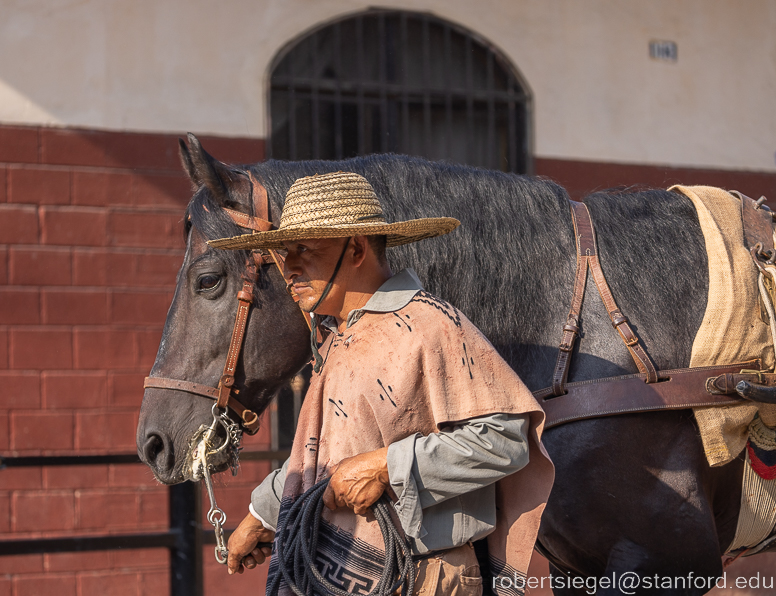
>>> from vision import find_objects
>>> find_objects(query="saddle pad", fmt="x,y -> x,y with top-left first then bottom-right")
670,185 -> 776,466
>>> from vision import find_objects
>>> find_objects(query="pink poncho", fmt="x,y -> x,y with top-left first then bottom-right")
271,292 -> 554,596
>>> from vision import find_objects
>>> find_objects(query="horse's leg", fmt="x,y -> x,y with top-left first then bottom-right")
540,411 -> 727,596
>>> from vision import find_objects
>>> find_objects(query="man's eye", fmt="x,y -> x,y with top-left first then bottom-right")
198,274 -> 221,291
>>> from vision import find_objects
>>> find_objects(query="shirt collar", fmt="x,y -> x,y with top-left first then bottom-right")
320,268 -> 424,332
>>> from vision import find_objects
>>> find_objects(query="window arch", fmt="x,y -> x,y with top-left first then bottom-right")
269,10 -> 531,173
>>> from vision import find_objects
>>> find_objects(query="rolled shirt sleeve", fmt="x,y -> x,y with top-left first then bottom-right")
387,413 -> 530,549
250,458 -> 289,532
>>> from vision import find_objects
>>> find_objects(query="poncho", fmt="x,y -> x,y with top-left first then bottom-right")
269,291 -> 554,596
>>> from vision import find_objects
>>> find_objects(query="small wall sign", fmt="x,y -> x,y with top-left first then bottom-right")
649,40 -> 678,62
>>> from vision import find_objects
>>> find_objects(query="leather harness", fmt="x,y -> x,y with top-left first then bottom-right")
144,172 -> 310,435
538,194 -> 776,429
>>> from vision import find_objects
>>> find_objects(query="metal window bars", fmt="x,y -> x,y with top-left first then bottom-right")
269,10 -> 530,174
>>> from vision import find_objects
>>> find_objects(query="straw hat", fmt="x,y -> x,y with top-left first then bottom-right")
207,171 -> 460,250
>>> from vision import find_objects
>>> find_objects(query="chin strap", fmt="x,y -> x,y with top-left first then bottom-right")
309,238 -> 351,373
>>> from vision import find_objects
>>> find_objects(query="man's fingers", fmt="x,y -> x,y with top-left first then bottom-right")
243,555 -> 258,570
322,484 -> 337,510
250,548 -> 269,565
227,551 -> 243,575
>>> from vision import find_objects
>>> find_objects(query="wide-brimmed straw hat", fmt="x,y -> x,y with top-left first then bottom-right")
207,171 -> 460,250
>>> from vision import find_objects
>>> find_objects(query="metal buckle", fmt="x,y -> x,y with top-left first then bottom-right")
739,369 -> 765,384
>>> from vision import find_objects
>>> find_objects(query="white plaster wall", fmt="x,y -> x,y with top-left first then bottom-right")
1,0 -> 774,171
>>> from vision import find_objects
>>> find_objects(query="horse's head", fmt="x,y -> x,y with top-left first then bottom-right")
136,135 -> 311,484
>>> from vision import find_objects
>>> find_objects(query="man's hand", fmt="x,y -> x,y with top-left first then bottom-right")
227,512 -> 275,575
322,447 -> 390,515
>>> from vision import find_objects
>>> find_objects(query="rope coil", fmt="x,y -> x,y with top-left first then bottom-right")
267,478 -> 415,596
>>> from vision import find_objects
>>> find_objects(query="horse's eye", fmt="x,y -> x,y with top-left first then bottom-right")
198,274 -> 221,292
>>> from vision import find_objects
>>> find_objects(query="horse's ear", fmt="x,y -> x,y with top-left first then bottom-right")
182,133 -> 250,212
178,138 -> 199,188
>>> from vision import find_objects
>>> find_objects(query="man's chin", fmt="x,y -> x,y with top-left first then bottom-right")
296,297 -> 319,314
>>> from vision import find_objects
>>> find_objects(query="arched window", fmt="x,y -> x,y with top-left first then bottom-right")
269,10 -> 531,173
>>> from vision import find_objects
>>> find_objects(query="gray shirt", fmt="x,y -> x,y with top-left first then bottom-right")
250,269 -> 530,553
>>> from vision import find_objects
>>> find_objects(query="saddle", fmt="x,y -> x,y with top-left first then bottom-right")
537,193 -> 775,429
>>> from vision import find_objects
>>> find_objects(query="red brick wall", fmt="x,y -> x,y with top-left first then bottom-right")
535,157 -> 776,202
0,124 -> 272,595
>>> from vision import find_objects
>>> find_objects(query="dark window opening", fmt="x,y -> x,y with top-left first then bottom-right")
269,10 -> 530,173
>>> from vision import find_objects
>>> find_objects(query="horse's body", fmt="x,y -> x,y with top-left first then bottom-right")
137,137 -> 770,594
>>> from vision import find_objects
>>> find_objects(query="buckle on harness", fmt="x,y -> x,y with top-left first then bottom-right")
740,369 -> 765,384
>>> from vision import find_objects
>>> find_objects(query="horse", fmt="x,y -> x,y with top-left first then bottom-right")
136,134 -> 774,595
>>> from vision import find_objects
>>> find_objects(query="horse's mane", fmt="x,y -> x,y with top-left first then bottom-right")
250,154 -> 575,370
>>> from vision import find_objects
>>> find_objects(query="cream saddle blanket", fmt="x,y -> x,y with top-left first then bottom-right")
670,185 -> 776,467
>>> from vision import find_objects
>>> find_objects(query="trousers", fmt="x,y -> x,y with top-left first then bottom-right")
413,543 -> 483,596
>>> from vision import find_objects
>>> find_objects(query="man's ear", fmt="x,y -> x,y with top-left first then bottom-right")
352,236 -> 369,268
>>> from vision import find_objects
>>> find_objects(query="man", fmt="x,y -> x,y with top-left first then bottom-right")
210,171 -> 554,595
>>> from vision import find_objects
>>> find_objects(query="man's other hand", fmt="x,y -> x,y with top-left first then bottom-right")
323,447 -> 390,515
227,512 -> 275,575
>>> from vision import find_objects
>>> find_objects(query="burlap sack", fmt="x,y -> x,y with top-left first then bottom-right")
670,185 -> 776,466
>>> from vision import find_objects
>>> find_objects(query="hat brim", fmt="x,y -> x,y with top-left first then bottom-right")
207,217 -> 461,250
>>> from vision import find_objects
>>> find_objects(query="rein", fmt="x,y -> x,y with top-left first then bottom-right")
269,478 -> 415,596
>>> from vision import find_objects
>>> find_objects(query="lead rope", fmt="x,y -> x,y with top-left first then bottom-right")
267,478 -> 415,596
196,404 -> 415,595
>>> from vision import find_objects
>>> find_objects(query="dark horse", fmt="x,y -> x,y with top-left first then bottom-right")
137,135 -> 773,594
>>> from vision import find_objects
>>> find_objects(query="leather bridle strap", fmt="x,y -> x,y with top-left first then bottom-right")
550,201 -> 659,396
218,264 -> 257,410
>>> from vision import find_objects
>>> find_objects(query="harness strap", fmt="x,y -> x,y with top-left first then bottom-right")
551,206 -> 590,395
550,202 -> 659,396
735,190 -> 775,253
539,360 -> 760,429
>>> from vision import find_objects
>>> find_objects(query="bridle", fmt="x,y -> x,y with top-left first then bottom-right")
143,170 -> 311,435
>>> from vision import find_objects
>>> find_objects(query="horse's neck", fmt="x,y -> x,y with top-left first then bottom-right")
401,188 -> 577,390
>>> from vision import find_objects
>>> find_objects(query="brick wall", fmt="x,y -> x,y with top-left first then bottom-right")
535,158 -> 776,202
0,124 -> 272,595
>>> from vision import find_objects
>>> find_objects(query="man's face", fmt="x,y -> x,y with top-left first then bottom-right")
281,237 -> 352,316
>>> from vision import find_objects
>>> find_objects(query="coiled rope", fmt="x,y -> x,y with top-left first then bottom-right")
267,478 -> 415,596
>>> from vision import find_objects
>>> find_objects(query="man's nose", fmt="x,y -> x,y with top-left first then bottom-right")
283,253 -> 300,280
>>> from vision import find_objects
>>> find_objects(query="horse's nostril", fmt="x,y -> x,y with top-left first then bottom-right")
143,433 -> 165,466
